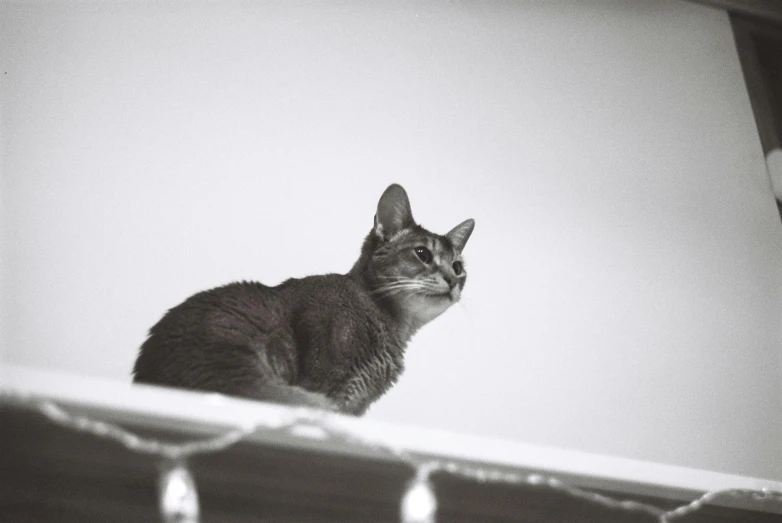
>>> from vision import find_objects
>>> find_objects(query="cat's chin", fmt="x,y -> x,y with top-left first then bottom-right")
410,292 -> 456,324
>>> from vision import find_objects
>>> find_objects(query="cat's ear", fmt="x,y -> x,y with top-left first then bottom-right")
374,184 -> 415,241
446,219 -> 475,253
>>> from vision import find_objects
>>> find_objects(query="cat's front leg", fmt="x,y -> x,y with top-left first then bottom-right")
330,378 -> 374,416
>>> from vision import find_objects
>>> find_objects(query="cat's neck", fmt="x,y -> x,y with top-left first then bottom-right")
347,230 -> 377,279
346,271 -> 420,344
345,230 -> 378,295
347,231 -> 421,344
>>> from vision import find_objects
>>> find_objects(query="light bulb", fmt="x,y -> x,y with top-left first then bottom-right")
401,477 -> 437,523
159,461 -> 200,523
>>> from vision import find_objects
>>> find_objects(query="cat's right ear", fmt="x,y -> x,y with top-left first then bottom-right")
374,184 -> 415,241
446,219 -> 475,253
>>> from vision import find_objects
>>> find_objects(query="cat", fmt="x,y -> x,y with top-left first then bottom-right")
132,184 -> 474,416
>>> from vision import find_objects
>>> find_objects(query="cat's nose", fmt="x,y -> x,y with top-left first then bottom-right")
444,275 -> 457,289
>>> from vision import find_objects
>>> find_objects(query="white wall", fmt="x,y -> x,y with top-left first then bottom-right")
2,1 -> 780,479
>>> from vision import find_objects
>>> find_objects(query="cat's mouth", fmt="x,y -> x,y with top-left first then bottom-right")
426,287 -> 460,303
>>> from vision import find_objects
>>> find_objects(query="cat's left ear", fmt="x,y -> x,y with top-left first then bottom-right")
375,184 -> 415,241
446,219 -> 475,253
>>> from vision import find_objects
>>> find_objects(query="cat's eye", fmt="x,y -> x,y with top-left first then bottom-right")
452,261 -> 463,275
414,246 -> 432,264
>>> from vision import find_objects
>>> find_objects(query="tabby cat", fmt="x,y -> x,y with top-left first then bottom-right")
132,184 -> 474,415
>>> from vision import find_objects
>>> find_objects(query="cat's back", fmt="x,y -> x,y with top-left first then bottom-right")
132,280 -> 291,384
152,280 -> 287,337
283,273 -> 376,312
133,275 -> 384,379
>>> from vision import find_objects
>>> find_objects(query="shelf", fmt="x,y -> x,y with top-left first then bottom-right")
2,365 -> 780,522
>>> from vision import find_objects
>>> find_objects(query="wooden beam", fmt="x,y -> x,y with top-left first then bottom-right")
686,0 -> 782,25
731,15 -> 782,155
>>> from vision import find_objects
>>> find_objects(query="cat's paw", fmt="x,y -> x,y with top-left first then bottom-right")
310,394 -> 341,413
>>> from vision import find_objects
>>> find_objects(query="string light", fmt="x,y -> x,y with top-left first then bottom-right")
401,464 -> 438,523
159,460 -> 200,523
3,390 -> 781,523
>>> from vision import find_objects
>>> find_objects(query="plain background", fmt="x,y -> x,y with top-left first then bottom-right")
2,1 -> 781,480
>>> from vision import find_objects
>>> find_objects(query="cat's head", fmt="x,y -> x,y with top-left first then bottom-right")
352,184 -> 475,330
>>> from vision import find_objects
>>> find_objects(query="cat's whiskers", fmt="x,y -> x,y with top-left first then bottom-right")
373,287 -> 406,298
373,283 -> 414,293
370,280 -> 426,299
418,279 -> 450,296
403,288 -> 429,302
373,280 -> 453,306
375,275 -> 417,285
